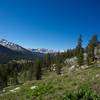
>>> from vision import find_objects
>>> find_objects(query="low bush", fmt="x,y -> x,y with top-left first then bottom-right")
63,87 -> 100,100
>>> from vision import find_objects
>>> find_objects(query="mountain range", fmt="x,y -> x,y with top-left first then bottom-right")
0,38 -> 55,63
29,48 -> 56,54
0,39 -> 56,54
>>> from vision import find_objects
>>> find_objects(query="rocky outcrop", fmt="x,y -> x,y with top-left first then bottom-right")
94,44 -> 100,59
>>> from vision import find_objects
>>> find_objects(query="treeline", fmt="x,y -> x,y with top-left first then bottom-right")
0,53 -> 60,90
0,60 -> 41,90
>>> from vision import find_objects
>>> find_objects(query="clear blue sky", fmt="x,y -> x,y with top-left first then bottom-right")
0,0 -> 100,50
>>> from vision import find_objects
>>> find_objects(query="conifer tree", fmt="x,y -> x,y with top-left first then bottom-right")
55,52 -> 62,75
76,35 -> 84,66
87,35 -> 98,65
34,59 -> 42,80
0,64 -> 8,88
11,62 -> 19,85
27,62 -> 34,81
44,53 -> 51,70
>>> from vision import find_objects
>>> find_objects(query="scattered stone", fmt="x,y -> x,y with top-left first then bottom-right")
96,74 -> 100,78
2,89 -> 6,93
14,87 -> 20,91
30,86 -> 38,90
9,89 -> 16,93
81,65 -> 85,69
81,65 -> 89,69
69,65 -> 76,71
65,57 -> 77,66
9,87 -> 20,93
50,64 -> 56,71
53,68 -> 56,71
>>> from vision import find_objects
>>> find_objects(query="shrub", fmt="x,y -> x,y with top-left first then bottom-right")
63,87 -> 100,100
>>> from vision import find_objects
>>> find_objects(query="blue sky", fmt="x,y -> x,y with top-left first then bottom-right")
0,0 -> 100,50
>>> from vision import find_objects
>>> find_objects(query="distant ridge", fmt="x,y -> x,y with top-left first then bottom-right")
0,38 -> 43,63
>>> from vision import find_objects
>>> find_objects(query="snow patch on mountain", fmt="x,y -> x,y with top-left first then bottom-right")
0,39 -> 27,52
29,48 -> 56,54
0,38 -> 63,54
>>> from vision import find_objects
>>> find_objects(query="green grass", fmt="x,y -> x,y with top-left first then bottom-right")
0,66 -> 100,100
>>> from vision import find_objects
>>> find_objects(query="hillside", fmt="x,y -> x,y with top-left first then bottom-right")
0,39 -> 31,52
0,44 -> 35,63
0,66 -> 100,100
0,39 -> 45,63
0,35 -> 100,100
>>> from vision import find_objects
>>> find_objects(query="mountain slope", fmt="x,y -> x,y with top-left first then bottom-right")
29,48 -> 56,54
0,66 -> 100,100
0,39 -> 32,53
0,39 -> 45,63
0,44 -> 35,63
0,44 -> 17,63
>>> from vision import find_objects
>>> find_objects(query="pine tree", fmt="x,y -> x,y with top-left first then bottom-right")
28,62 -> 34,81
76,35 -> 84,66
44,53 -> 51,70
12,62 -> 19,85
55,52 -> 62,75
0,64 -> 8,88
34,59 -> 42,80
87,35 -> 98,65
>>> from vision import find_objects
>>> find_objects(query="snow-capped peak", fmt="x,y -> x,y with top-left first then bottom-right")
29,48 -> 56,54
0,39 -> 15,46
0,38 -> 25,51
